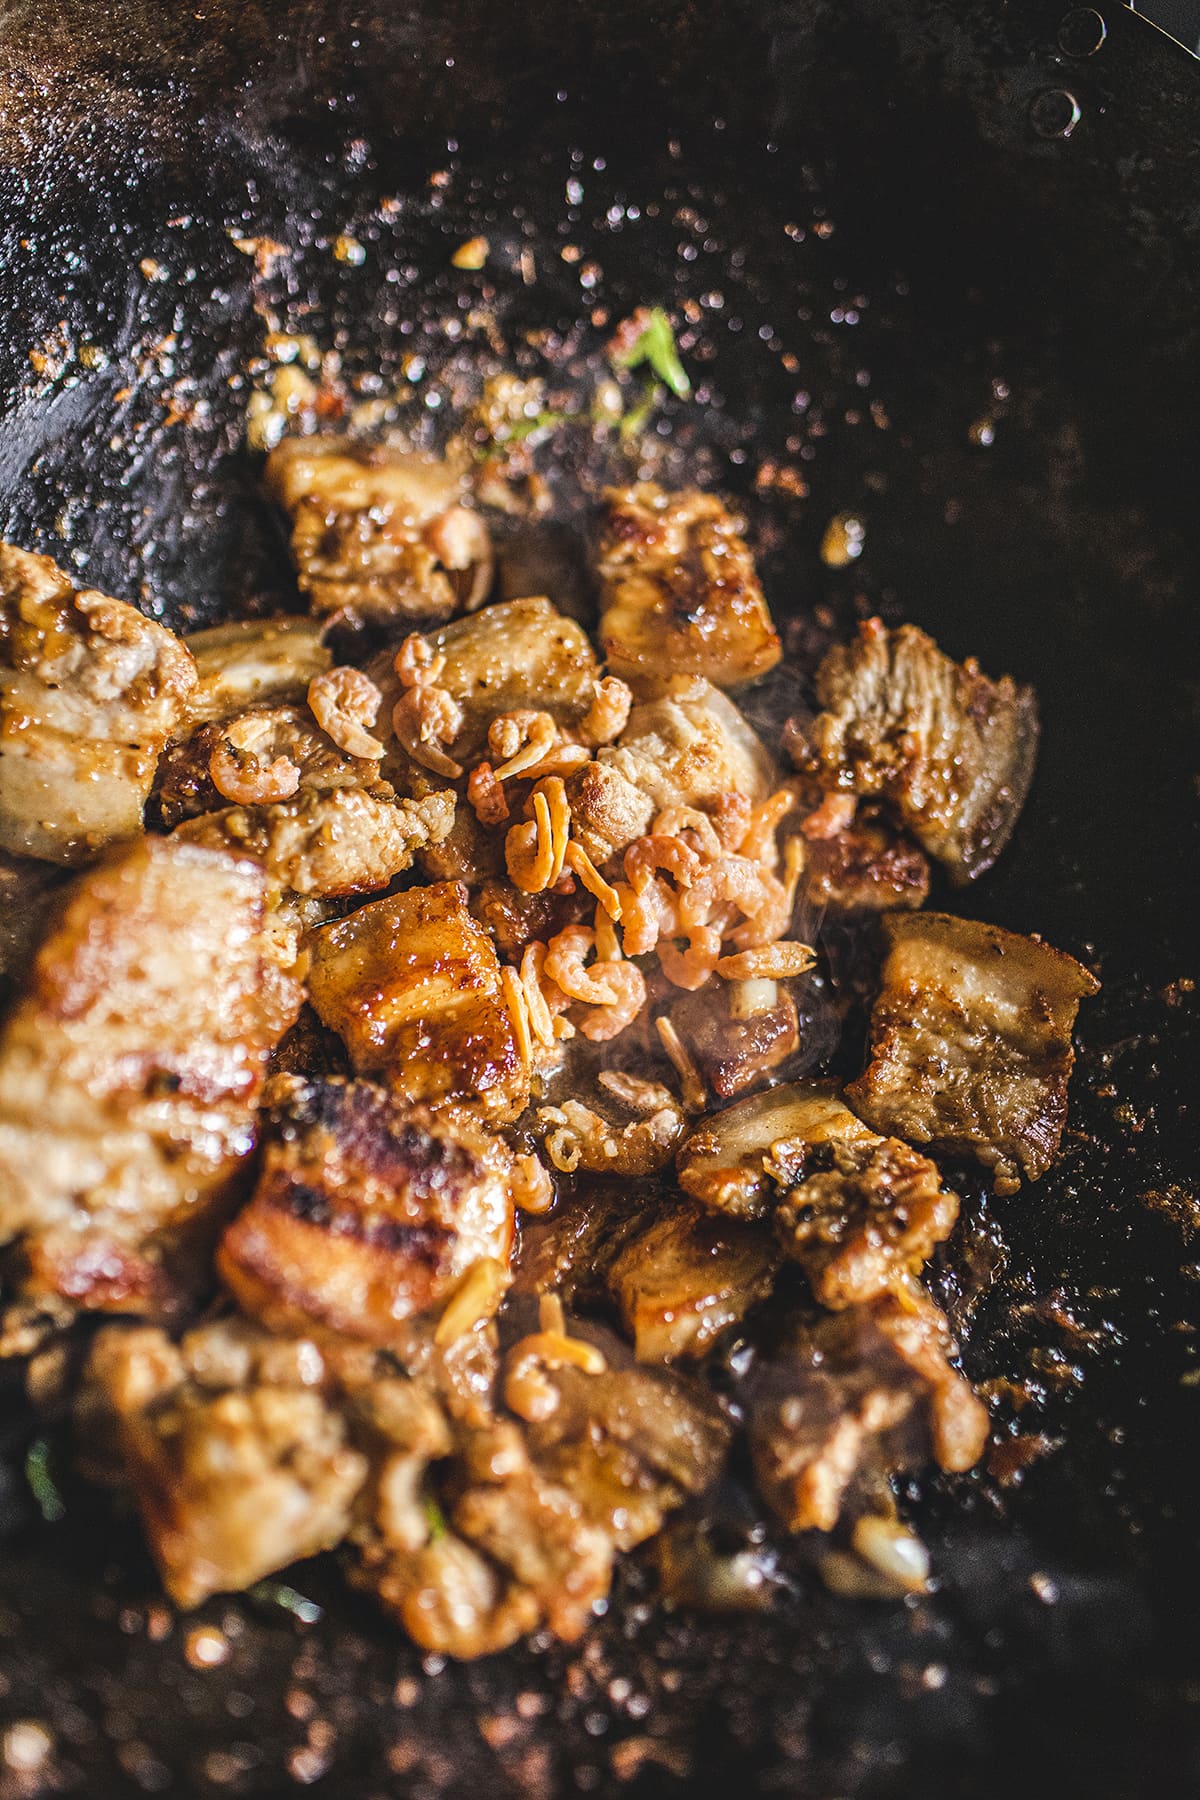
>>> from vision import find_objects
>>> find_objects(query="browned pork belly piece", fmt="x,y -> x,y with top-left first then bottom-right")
847,912 -> 1099,1195
353,1413 -> 613,1657
218,1076 -> 516,1346
768,1092 -> 960,1309
538,1073 -> 686,1179
749,1287 -> 988,1533
668,977 -> 800,1101
676,1082 -> 836,1220
307,880 -> 529,1121
597,484 -> 781,693
0,838 -> 302,1316
378,595 -> 603,768
154,701 -> 391,828
802,811 -> 931,914
569,675 -> 775,867
520,1342 -> 732,1550
80,1318 -> 368,1607
0,542 -> 197,862
606,1199 -> 778,1362
183,616 -> 331,725
157,701 -> 455,899
176,788 -> 454,901
789,618 -> 1039,883
265,436 -> 493,624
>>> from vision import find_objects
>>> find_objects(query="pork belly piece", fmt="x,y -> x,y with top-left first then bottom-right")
606,1199 -> 778,1362
790,618 -> 1039,883
597,484 -> 781,693
176,787 -> 454,900
218,1076 -> 516,1346
802,812 -> 930,914
847,912 -> 1099,1195
0,542 -> 197,862
372,594 -> 603,779
307,880 -> 529,1121
749,1287 -> 988,1533
0,838 -> 302,1315
81,1318 -> 368,1606
770,1094 -> 960,1309
183,616 -> 331,725
668,977 -> 800,1101
676,1082 -> 839,1220
153,701 -> 389,829
158,701 -> 455,900
354,1414 -> 612,1657
570,676 -> 775,867
265,437 -> 492,624
521,1338 -> 732,1551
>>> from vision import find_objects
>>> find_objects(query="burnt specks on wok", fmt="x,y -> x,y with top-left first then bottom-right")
0,409 -> 1092,1657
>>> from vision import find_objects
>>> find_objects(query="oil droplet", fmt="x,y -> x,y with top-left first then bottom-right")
185,1625 -> 230,1669
969,418 -> 997,446
451,235 -> 489,270
333,235 -> 366,265
1057,7 -> 1107,56
820,512 -> 866,567
1030,89 -> 1082,139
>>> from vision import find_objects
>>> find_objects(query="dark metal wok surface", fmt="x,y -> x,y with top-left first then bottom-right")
1,1 -> 1198,1793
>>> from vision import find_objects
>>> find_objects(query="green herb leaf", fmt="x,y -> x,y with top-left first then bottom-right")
24,1436 -> 65,1523
610,308 -> 691,398
619,380 -> 664,444
423,1494 -> 448,1542
247,1581 -> 323,1623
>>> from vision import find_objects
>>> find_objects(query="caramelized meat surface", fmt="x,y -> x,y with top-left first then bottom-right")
0,543 -> 197,862
802,811 -> 931,914
749,1287 -> 988,1533
770,1094 -> 960,1309
676,1082 -> 845,1220
0,838 -> 301,1314
791,618 -> 1038,883
668,977 -> 800,1100
176,787 -> 454,900
265,437 -> 492,624
570,676 -> 774,866
307,880 -> 529,1121
597,484 -> 781,692
81,1318 -> 367,1606
606,1199 -> 778,1362
848,912 -> 1099,1194
219,1077 -> 516,1345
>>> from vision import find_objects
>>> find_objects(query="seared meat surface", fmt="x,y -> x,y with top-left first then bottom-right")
801,809 -> 931,914
218,1076 -> 516,1345
0,838 -> 301,1314
676,1083 -> 843,1220
790,618 -> 1038,883
597,484 -> 781,693
265,437 -> 492,624
307,880 -> 529,1121
750,1287 -> 988,1533
848,912 -> 1099,1194
0,543 -> 197,862
668,977 -> 800,1100
606,1199 -> 778,1362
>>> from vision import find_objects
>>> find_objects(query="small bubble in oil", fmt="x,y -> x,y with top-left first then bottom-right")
969,418 -> 997,447
820,512 -> 866,567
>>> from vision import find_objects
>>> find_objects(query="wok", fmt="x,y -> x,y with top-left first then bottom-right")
0,0 -> 1198,1793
